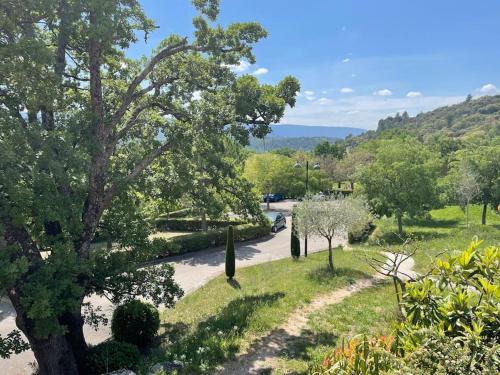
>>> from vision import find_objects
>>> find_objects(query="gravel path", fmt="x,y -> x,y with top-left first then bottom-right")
213,252 -> 415,375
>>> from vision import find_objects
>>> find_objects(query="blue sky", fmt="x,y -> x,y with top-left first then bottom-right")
133,0 -> 500,130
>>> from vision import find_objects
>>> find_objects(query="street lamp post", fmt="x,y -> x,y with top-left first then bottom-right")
294,160 -> 320,257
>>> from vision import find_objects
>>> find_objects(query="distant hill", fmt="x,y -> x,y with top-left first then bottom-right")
269,124 -> 365,138
249,136 -> 338,152
352,95 -> 500,144
248,124 -> 366,152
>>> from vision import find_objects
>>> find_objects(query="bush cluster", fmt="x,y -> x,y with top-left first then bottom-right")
347,221 -> 375,243
313,240 -> 500,374
155,218 -> 245,231
111,300 -> 160,348
152,223 -> 271,257
86,341 -> 140,374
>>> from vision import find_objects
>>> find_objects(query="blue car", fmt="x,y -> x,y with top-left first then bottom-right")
262,193 -> 284,202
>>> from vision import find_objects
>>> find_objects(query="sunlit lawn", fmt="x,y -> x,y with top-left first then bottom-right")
146,249 -> 374,373
142,205 -> 499,374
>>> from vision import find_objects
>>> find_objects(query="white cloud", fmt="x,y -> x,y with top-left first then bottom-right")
342,58 -> 351,63
340,87 -> 354,94
373,89 -> 393,96
479,83 -> 498,94
304,90 -> 316,101
321,90 -> 328,94
282,94 -> 464,130
252,67 -> 268,76
226,60 -> 250,73
406,91 -> 422,97
318,97 -> 333,105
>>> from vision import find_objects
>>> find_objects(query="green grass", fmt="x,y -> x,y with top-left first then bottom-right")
142,205 -> 499,374
273,282 -> 398,374
146,249 -> 374,373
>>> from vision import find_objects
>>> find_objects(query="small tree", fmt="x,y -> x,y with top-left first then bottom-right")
455,162 -> 480,227
290,212 -> 300,259
225,225 -> 235,280
295,197 -> 369,271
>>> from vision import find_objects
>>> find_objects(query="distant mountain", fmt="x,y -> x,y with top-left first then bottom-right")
352,95 -> 500,144
269,124 -> 366,138
247,124 -> 366,152
249,136 -> 338,152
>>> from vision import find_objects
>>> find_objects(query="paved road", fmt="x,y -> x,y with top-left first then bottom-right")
1,200 -> 343,374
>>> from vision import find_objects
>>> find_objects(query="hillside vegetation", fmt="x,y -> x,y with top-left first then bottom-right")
351,94 -> 500,144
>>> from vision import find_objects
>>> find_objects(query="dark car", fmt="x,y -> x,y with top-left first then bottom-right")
262,193 -> 284,202
265,211 -> 286,232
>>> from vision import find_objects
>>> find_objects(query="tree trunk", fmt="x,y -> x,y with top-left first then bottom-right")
482,203 -> 487,225
266,195 -> 270,211
350,180 -> 354,190
465,203 -> 469,228
9,290 -> 87,375
396,213 -> 403,234
338,182 -> 341,188
327,237 -> 334,272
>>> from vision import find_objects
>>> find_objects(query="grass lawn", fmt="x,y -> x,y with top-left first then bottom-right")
142,205 -> 498,374
146,249 -> 374,373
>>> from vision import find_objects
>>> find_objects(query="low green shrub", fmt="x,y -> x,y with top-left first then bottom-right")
153,222 -> 271,257
348,221 -> 375,243
155,218 -> 245,231
86,340 -> 140,374
111,300 -> 160,348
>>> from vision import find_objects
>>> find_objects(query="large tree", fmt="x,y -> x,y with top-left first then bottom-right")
0,1 -> 298,373
356,139 -> 441,234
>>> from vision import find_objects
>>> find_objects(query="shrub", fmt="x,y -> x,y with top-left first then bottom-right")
311,335 -> 396,375
290,213 -> 300,258
86,340 -> 140,374
111,300 -> 160,348
225,226 -> 235,279
155,218 -> 245,231
348,221 -> 375,243
153,222 -> 271,258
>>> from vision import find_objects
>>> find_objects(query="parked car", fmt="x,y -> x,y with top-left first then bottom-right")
265,211 -> 286,232
262,193 -> 284,202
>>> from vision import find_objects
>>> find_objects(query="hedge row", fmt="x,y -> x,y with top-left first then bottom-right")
156,217 -> 245,231
151,222 -> 271,257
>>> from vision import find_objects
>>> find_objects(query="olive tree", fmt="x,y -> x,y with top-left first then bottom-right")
295,197 -> 370,271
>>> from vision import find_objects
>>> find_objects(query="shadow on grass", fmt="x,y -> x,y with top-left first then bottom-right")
227,278 -> 241,289
158,292 -> 285,372
373,230 -> 449,245
403,217 -> 460,228
306,266 -> 371,285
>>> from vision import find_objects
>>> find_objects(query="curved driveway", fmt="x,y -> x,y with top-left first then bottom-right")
0,200 -> 344,374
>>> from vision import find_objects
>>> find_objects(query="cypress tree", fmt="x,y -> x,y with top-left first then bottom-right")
225,225 -> 235,279
291,213 -> 300,259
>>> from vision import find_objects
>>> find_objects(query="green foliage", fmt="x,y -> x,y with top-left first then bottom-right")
155,218 -> 245,231
86,340 -> 141,374
111,300 -> 160,348
357,139 -> 441,232
398,239 -> 499,351
225,225 -> 235,279
290,213 -> 300,258
244,152 -> 330,197
152,222 -> 270,257
314,140 -> 346,159
0,331 -> 30,359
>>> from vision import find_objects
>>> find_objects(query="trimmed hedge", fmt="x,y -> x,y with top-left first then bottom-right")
86,341 -> 140,374
156,217 -> 245,231
151,222 -> 271,258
